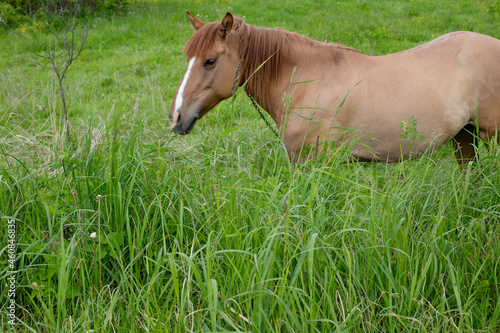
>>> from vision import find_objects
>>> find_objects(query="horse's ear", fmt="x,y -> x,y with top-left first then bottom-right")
186,11 -> 205,31
219,12 -> 234,39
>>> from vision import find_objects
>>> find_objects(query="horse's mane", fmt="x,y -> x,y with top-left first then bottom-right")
184,17 -> 360,110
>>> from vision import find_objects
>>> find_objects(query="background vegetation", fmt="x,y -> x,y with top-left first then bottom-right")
1,0 -> 499,332
0,0 -> 132,26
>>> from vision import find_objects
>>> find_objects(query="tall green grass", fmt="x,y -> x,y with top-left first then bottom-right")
1,0 -> 500,332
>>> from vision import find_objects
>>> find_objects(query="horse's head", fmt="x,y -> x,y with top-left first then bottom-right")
169,11 -> 242,135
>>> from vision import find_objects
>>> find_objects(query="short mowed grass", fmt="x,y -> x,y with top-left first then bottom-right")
1,0 -> 500,332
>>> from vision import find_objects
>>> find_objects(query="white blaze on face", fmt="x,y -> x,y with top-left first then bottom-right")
172,57 -> 196,128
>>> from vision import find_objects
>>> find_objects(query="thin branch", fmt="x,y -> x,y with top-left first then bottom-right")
9,28 -> 52,60
28,55 -> 54,70
3,0 -> 90,145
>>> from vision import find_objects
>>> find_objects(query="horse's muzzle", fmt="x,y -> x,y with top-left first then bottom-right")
170,111 -> 198,135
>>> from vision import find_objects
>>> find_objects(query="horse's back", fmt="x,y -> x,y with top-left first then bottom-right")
383,31 -> 500,141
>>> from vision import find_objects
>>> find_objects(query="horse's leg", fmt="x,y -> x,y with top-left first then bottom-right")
478,125 -> 500,168
452,123 -> 478,165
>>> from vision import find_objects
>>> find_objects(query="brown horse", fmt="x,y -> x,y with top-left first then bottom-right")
169,11 -> 500,164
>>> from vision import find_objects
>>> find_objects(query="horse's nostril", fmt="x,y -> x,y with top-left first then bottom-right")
171,111 -> 181,128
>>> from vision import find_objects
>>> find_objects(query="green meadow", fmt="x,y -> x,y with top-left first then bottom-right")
1,0 -> 499,331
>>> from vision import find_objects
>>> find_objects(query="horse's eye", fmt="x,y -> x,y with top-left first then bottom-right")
203,58 -> 217,68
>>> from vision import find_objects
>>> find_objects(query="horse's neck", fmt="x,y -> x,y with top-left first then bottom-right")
240,33 -> 325,126
241,30 -> 363,128
240,26 -> 307,124
243,66 -> 294,126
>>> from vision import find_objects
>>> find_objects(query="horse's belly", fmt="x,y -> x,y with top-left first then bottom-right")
349,136 -> 437,162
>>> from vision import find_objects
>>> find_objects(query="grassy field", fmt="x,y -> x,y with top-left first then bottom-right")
1,0 -> 500,332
